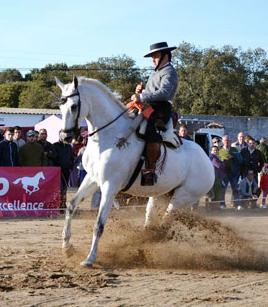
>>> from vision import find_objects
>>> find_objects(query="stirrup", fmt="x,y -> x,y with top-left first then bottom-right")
141,169 -> 157,186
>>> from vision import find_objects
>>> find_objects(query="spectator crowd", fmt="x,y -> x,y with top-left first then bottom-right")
1,123 -> 268,211
208,131 -> 268,210
0,126 -> 88,211
173,123 -> 268,210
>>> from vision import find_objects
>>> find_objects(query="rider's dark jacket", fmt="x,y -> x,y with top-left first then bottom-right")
0,139 -> 19,166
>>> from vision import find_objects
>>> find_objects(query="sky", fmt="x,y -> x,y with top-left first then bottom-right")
1,0 -> 268,73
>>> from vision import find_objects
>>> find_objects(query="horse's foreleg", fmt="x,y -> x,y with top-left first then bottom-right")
62,175 -> 98,249
144,195 -> 169,228
81,183 -> 115,266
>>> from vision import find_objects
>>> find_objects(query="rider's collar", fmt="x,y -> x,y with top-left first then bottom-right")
156,62 -> 171,71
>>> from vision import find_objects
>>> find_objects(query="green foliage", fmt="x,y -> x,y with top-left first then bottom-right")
19,81 -> 54,109
0,69 -> 23,83
70,55 -> 142,101
173,43 -> 268,116
0,46 -> 268,116
0,82 -> 24,107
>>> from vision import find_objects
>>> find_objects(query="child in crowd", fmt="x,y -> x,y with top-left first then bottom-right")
260,163 -> 268,208
238,169 -> 260,209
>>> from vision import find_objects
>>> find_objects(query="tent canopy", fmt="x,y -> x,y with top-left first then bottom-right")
34,115 -> 62,144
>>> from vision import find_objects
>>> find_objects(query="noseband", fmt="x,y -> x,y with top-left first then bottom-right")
60,90 -> 81,135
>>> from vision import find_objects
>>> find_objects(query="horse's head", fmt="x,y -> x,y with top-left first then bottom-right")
55,76 -> 81,140
39,171 -> 45,180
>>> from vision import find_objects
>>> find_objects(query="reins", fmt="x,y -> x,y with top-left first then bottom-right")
87,108 -> 129,137
60,88 -> 135,138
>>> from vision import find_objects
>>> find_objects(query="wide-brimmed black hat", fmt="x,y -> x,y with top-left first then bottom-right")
144,42 -> 177,57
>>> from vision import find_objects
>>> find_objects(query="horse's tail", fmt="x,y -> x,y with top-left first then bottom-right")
13,178 -> 22,185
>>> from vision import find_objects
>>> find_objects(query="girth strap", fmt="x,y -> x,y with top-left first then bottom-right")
121,156 -> 145,192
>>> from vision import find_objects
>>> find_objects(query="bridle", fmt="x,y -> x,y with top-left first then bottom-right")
60,89 -> 129,138
60,90 -> 81,135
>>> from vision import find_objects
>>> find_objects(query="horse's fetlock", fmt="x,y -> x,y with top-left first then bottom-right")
66,205 -> 73,215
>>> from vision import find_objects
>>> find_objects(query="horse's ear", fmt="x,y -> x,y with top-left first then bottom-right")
55,77 -> 64,90
73,76 -> 78,89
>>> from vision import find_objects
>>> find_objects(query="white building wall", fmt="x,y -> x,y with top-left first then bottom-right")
0,114 -> 51,127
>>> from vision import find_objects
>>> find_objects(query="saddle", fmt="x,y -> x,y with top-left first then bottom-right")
120,102 -> 181,187
138,117 -> 181,148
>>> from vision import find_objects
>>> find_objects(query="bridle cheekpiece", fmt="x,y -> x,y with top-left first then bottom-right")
60,90 -> 81,135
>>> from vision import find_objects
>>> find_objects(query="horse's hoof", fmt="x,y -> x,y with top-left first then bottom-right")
62,240 -> 72,249
80,260 -> 93,268
62,243 -> 74,257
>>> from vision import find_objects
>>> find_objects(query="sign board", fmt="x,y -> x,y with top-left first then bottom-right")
0,167 -> 61,218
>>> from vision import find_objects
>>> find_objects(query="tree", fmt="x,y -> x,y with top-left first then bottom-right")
0,82 -> 24,107
25,63 -> 70,86
0,69 -> 23,83
71,55 -> 142,100
1,44 -> 268,115
19,81 -> 55,109
173,43 -> 268,116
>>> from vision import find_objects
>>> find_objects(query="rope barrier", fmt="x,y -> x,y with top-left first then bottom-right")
0,197 -> 267,213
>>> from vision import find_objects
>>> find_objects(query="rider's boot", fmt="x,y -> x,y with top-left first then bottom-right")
141,142 -> 160,186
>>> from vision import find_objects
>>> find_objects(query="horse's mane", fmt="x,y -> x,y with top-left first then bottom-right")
78,77 -> 127,110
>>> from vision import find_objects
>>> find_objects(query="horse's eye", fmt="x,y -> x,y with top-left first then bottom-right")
60,97 -> 67,104
71,104 -> 78,112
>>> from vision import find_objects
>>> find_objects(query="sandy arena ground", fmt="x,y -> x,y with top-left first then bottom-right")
1,191 -> 268,306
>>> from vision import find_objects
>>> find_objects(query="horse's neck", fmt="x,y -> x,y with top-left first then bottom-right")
82,85 -> 131,148
85,113 -> 144,168
87,91 -> 125,127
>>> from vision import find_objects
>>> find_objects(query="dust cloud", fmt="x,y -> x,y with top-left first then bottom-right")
83,210 -> 268,271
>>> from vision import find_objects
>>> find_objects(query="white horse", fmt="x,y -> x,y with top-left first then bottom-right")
56,76 -> 214,267
13,171 -> 45,195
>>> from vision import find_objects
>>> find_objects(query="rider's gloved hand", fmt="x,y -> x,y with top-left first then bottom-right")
131,93 -> 141,102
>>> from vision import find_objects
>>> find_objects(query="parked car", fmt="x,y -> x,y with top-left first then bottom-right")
193,127 -> 224,155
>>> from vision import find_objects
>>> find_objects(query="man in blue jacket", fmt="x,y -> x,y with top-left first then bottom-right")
131,42 -> 179,185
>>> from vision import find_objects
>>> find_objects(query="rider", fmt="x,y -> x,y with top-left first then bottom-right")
131,42 -> 179,185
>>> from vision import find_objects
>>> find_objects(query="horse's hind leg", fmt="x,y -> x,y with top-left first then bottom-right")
62,174 -> 98,249
165,186 -> 199,215
144,195 -> 170,228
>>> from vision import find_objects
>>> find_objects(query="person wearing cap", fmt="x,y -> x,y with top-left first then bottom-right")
131,42 -> 179,185
18,130 -> 45,166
